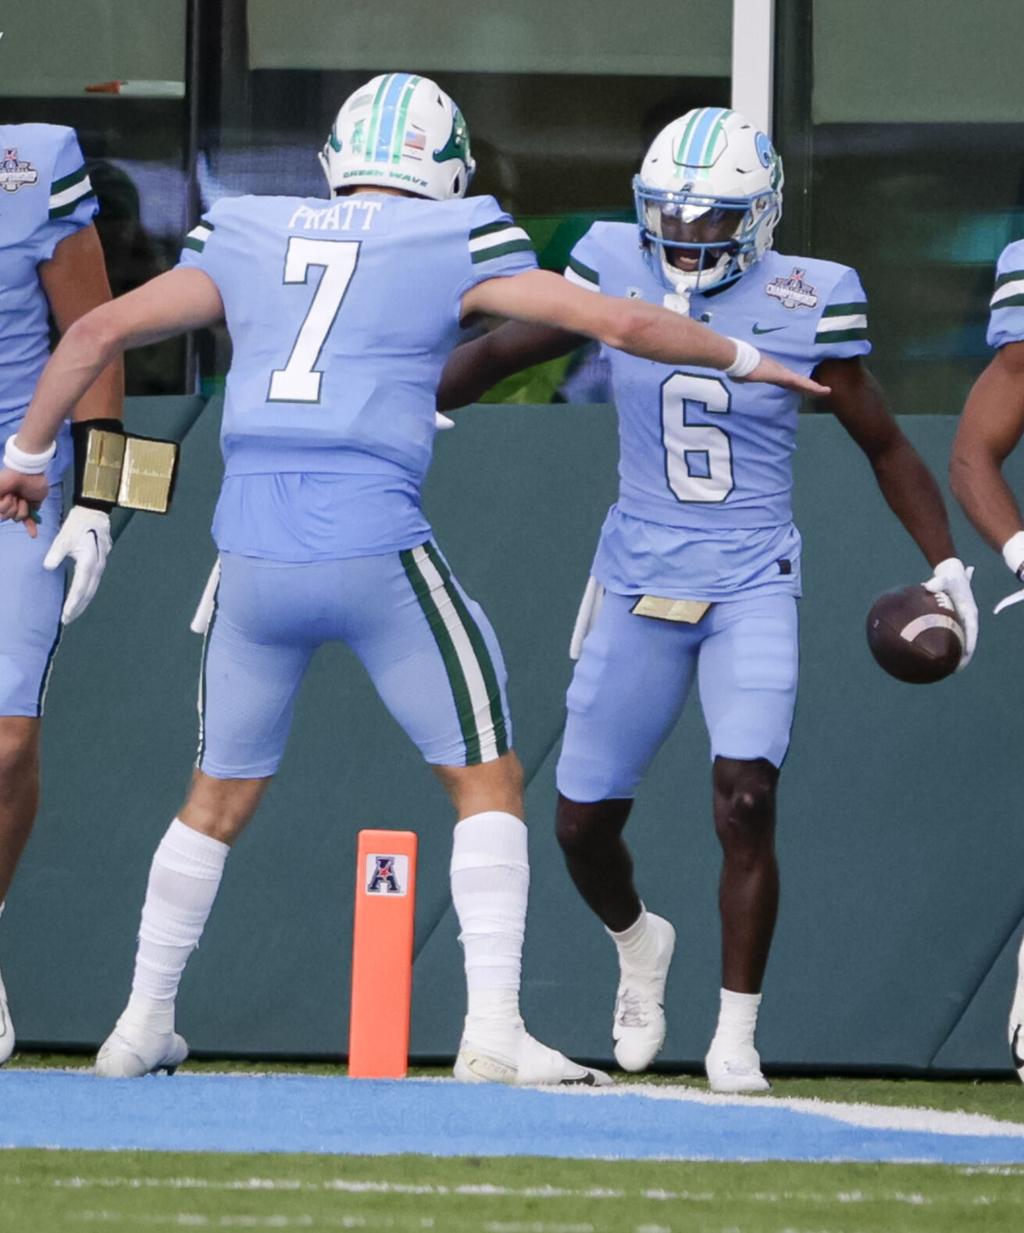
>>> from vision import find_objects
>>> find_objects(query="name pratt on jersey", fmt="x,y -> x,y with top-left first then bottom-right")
288,199 -> 383,233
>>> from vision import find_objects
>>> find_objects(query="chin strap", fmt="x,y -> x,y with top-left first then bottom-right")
661,292 -> 691,315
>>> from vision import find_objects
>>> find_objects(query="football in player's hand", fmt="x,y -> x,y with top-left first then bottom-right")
866,585 -> 965,684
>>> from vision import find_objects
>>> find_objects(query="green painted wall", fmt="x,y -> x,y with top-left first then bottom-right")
8,398 -> 1023,1074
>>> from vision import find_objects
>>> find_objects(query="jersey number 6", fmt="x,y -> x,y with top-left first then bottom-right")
661,371 -> 734,503
268,237 -> 361,404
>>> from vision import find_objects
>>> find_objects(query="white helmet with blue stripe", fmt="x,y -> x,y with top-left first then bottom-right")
634,107 -> 783,297
320,72 -> 476,201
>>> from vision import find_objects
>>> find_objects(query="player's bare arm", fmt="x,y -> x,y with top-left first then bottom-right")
815,354 -> 977,661
816,356 -> 958,564
462,270 -> 832,398
949,340 -> 1024,554
437,321 -> 583,411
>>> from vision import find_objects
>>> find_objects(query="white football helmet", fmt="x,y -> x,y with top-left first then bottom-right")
319,72 -> 475,201
634,107 -> 783,296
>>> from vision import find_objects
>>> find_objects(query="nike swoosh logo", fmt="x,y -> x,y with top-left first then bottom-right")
752,324 -> 787,335
1012,1024 -> 1024,1072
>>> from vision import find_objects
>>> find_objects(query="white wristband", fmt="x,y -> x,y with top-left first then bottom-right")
3,435 -> 56,475
724,337 -> 761,378
1001,530 -> 1024,579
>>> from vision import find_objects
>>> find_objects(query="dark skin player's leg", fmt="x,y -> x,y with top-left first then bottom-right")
713,755 -> 779,994
556,754 -> 779,993
555,794 -> 640,933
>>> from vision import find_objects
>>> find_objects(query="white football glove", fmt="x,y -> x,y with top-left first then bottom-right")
922,557 -> 977,669
43,506 -> 112,625
434,412 -> 455,431
995,530 -> 1024,616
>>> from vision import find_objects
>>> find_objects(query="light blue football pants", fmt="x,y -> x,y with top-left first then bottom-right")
557,589 -> 799,802
197,543 -> 512,778
0,487 -> 64,718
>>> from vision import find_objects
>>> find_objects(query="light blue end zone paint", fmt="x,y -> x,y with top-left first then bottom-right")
2,1072 -> 1024,1164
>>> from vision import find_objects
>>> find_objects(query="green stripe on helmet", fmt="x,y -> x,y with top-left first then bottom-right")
390,74 -> 422,165
363,74 -> 394,166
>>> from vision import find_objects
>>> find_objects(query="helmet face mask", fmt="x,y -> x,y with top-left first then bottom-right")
634,108 -> 783,297
319,72 -> 476,202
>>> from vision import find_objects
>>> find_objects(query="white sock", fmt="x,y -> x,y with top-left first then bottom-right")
607,905 -> 660,972
712,987 -> 762,1048
125,818 -> 229,1033
450,811 -> 529,1048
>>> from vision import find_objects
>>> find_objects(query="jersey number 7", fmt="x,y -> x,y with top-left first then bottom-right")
268,237 -> 361,404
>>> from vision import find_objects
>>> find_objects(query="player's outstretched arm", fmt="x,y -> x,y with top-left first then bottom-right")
10,268 -> 223,459
461,271 -> 831,397
816,355 -> 978,663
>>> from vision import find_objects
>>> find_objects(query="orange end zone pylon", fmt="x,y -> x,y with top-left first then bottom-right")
348,829 -> 418,1078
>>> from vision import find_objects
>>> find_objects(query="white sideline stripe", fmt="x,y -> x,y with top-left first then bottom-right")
49,176 -> 93,211
564,266 -> 599,291
815,313 -> 867,335
187,223 -> 213,242
548,1081 -> 1024,1139
991,279 -> 1024,307
410,544 -> 498,761
901,613 -> 964,647
468,226 -> 530,254
16,1175 -> 1021,1206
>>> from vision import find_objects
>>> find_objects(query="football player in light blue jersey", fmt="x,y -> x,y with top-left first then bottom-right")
0,123 -> 123,1065
950,237 -> 1024,1084
0,79 -> 825,1084
438,107 -> 978,1092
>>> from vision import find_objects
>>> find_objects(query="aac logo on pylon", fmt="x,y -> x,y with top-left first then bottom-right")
365,853 -> 410,896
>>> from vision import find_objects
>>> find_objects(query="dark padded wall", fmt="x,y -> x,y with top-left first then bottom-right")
8,399 -> 1024,1073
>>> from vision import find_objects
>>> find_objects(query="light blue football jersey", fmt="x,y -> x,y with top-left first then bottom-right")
986,240 -> 1024,349
178,193 -> 536,559
565,223 -> 871,600
0,124 -> 97,479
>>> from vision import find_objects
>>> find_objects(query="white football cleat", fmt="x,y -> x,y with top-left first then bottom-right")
612,913 -> 676,1072
0,965 -> 14,1065
95,1015 -> 188,1078
455,1031 -> 611,1087
705,1037 -> 770,1093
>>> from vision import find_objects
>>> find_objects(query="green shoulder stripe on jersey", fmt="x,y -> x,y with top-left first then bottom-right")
422,542 -> 508,759
469,219 -> 514,241
993,294 -> 1024,310
568,255 -> 599,286
50,164 -> 89,196
471,238 -> 534,265
820,301 -> 867,318
49,191 -> 95,221
815,327 -> 869,344
995,269 -> 1024,290
183,218 -> 215,252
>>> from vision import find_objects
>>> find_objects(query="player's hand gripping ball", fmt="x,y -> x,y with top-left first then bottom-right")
866,585 -> 965,683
